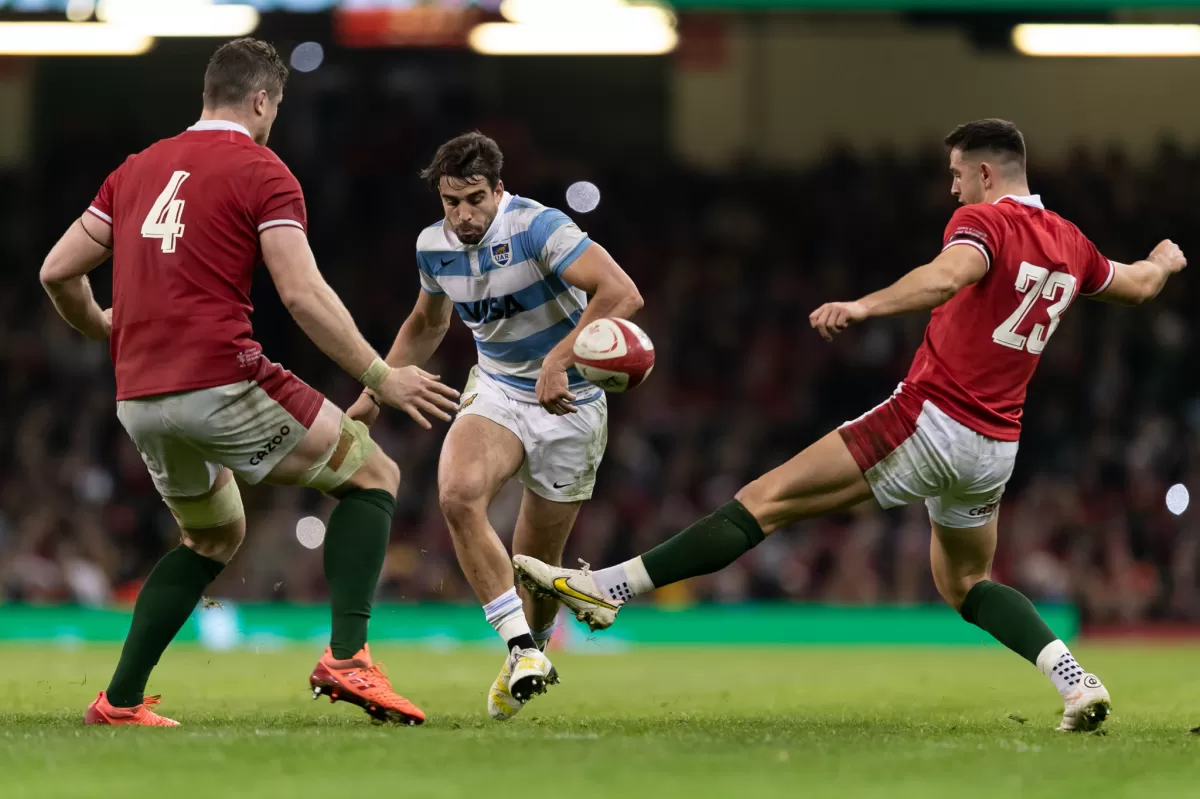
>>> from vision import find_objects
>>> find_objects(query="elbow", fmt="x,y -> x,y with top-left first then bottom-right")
40,258 -> 66,288
619,285 -> 644,317
277,284 -> 310,315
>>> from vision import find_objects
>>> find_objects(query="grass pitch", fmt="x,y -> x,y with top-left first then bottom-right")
2,643 -> 1197,798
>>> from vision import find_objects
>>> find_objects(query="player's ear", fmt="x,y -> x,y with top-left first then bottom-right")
252,89 -> 268,117
494,179 -> 505,198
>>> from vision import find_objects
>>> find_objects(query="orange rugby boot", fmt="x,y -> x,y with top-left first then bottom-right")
309,644 -> 426,725
84,692 -> 180,727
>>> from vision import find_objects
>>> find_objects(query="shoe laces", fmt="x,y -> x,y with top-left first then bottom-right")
576,559 -> 593,575
142,695 -> 164,708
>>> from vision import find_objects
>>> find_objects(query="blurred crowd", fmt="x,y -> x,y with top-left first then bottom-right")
2,106 -> 1199,627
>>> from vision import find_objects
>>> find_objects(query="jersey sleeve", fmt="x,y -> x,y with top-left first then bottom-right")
942,205 -> 1004,272
414,251 -> 445,295
253,157 -> 307,234
526,208 -> 592,277
1077,237 -> 1116,296
87,166 -> 121,225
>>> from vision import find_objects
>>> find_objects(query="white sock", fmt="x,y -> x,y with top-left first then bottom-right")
482,587 -> 530,647
1036,639 -> 1087,698
592,557 -> 655,605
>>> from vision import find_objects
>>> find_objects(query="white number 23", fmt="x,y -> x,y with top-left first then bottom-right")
992,262 -> 1076,354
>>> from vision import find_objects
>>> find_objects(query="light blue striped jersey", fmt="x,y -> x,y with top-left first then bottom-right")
416,192 -> 600,404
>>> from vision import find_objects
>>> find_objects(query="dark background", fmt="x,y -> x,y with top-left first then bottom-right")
2,11 -> 1199,628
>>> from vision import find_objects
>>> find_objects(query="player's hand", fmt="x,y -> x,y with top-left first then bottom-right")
347,390 -> 381,427
373,366 -> 460,430
1149,239 -> 1187,274
536,365 -> 577,415
809,301 -> 869,341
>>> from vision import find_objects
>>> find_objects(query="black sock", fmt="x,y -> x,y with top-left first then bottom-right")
506,633 -> 537,652
640,500 -> 766,588
324,488 -> 395,660
960,580 -> 1058,665
107,546 -> 224,707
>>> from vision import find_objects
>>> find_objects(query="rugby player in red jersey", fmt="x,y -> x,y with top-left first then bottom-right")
39,38 -> 458,727
513,119 -> 1186,732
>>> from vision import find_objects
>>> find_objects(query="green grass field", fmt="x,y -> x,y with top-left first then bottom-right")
2,644 -> 1197,798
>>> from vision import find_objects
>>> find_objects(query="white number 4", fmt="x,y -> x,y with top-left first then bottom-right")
992,261 -> 1077,354
141,170 -> 190,254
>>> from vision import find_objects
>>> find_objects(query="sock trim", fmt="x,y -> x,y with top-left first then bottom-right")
717,499 -> 766,547
179,544 -> 227,581
959,579 -> 997,625
1036,639 -> 1071,677
623,556 -> 654,595
338,487 -> 396,515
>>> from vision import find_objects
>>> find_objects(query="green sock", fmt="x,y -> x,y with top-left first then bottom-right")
325,488 -> 395,659
107,545 -> 225,708
960,580 -> 1058,664
641,500 -> 766,588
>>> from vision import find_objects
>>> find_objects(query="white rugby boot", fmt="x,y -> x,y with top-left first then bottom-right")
487,646 -> 558,720
513,556 -> 620,632
1057,673 -> 1111,732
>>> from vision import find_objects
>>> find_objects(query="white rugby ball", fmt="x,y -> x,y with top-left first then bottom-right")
573,318 -> 655,393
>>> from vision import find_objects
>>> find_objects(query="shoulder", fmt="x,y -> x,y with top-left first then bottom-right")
503,196 -> 555,230
416,222 -> 450,252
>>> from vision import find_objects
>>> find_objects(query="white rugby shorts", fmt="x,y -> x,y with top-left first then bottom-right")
838,384 -> 1019,528
116,360 -> 322,499
456,366 -> 608,503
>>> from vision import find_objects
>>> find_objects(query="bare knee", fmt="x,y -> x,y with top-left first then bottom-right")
937,571 -> 990,612
733,480 -> 778,535
439,478 -> 489,533
347,449 -> 401,496
182,522 -> 245,564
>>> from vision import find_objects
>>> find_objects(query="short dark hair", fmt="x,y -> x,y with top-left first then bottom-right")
203,38 -> 289,109
944,119 -> 1026,166
420,132 -> 504,191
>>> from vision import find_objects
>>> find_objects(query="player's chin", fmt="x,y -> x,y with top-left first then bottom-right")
456,231 -> 484,245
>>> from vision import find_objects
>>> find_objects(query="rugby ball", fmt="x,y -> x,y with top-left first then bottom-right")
573,318 -> 655,392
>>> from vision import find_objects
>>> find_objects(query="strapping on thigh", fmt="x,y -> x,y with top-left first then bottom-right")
297,415 -> 377,494
164,480 -> 245,529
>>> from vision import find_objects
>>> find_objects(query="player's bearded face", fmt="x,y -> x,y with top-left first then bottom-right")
439,176 -> 502,246
948,148 -> 985,206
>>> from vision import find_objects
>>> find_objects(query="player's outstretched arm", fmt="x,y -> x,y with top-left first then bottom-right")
1092,240 -> 1186,305
262,226 -> 459,428
539,243 -> 643,415
810,245 -> 987,341
39,215 -> 114,341
349,290 -> 454,425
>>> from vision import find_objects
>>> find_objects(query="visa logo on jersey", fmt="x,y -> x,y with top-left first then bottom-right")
458,295 -> 527,325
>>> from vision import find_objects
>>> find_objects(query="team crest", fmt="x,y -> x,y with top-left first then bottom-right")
490,240 -> 512,267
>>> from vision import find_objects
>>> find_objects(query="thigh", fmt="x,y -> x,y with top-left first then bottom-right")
840,390 -> 955,511
440,409 -> 526,503
512,487 -> 582,563
517,396 -> 608,503
117,398 -> 221,499
737,430 -> 874,535
171,375 -> 318,486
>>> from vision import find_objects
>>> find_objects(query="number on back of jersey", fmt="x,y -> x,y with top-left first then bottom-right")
992,261 -> 1077,354
141,171 -> 190,254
